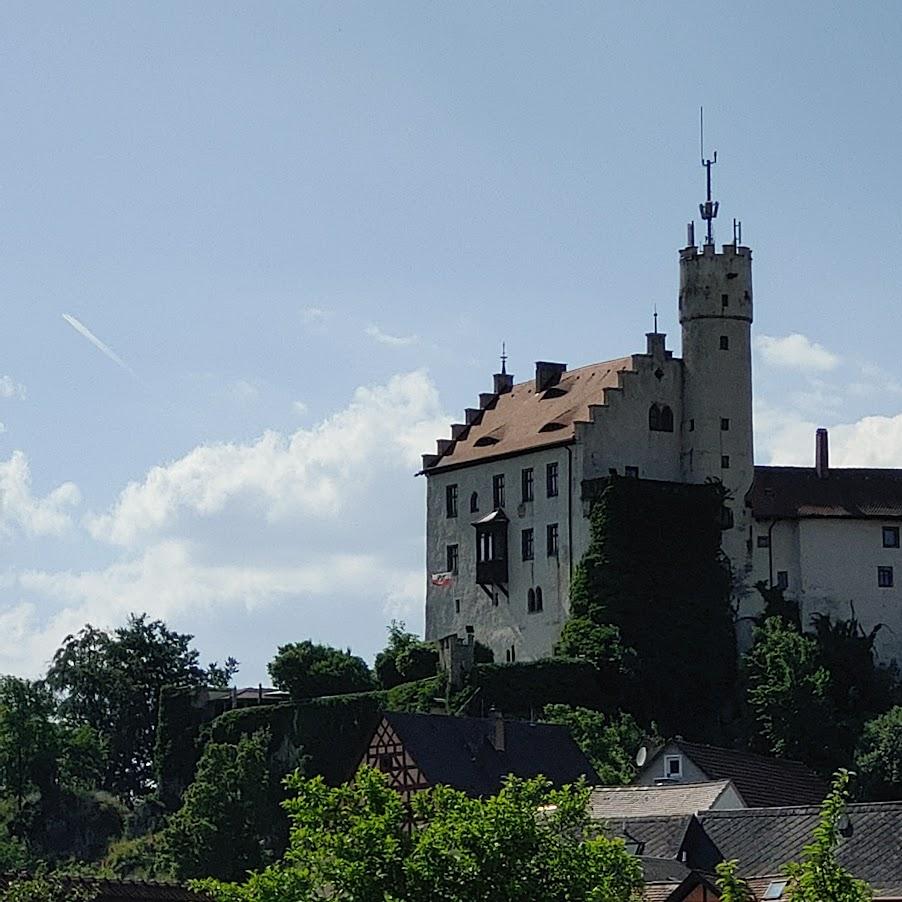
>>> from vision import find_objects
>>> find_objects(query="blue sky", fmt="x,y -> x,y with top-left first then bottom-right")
2,1 -> 902,681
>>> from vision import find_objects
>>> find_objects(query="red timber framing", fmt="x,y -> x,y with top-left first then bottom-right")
363,716 -> 430,803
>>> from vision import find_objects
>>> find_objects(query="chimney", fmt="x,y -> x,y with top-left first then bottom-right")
493,371 -> 514,394
491,709 -> 505,752
535,361 -> 567,393
816,428 -> 829,479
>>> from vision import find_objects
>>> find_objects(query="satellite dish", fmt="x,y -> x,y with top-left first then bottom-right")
635,746 -> 648,767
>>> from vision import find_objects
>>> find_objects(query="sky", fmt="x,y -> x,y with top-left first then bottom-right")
2,1 -> 902,682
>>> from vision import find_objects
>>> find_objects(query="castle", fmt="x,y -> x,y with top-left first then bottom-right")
420,166 -> 902,665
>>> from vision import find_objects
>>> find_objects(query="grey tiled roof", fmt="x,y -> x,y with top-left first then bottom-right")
699,801 -> 902,892
589,780 -> 739,819
601,815 -> 693,859
384,712 -> 598,797
672,740 -> 828,808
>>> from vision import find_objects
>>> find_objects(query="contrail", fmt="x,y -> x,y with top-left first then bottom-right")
62,313 -> 135,377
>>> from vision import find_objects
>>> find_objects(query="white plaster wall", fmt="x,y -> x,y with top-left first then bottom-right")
424,445 -> 574,663
635,743 -> 709,786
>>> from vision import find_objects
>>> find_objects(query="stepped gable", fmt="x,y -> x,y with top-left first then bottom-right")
669,740 -> 828,808
699,801 -> 902,896
589,779 -> 741,819
382,711 -> 598,797
423,357 -> 634,472
749,465 -> 902,519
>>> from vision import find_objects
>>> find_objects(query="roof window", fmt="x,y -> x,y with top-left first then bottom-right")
540,386 -> 568,399
763,881 -> 788,900
539,421 -> 566,433
474,436 -> 500,447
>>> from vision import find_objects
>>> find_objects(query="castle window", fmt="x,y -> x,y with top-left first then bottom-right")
492,474 -> 505,508
721,418 -> 730,431
878,566 -> 895,588
547,523 -> 559,557
649,404 -> 674,433
883,526 -> 900,548
757,535 -> 770,549
470,491 -> 479,513
527,588 -> 535,613
721,293 -> 729,308
625,466 -> 639,478
522,528 -> 534,561
446,484 -> 458,518
608,468 -> 618,476
689,419 -> 695,432
446,544 -> 459,574
455,598 -> 461,613
535,586 -> 543,612
521,467 -> 534,503
546,462 -> 559,497
721,455 -> 730,469
776,571 -> 789,590
721,506 -> 734,530
720,335 -> 729,350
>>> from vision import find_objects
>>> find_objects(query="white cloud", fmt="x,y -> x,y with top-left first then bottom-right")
301,306 -> 329,324
365,324 -> 419,347
292,400 -> 308,416
86,370 -> 446,546
0,451 -> 81,538
756,333 -> 839,372
0,376 -> 25,400
229,379 -> 260,403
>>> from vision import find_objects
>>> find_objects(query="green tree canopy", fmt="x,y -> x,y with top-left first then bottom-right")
268,640 -> 374,701
541,704 -> 655,785
198,767 -> 643,902
45,614 -> 237,798
374,621 -> 438,689
743,617 -> 837,774
157,729 -> 277,882
715,859 -> 753,902
854,706 -> 902,801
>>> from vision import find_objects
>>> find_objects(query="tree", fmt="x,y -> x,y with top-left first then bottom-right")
157,730 -> 277,881
715,859 -> 753,902
785,769 -> 872,901
45,614 -> 237,798
541,704 -> 655,785
197,767 -> 643,902
554,618 -> 632,686
268,640 -> 374,701
374,621 -> 438,689
854,706 -> 902,801
0,678 -> 58,811
743,617 -> 837,773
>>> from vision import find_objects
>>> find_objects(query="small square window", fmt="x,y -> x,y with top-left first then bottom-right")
721,455 -> 730,469
521,528 -> 534,561
446,544 -> 459,574
521,467 -> 534,503
720,335 -> 729,350
445,484 -> 458,518
664,755 -> 682,778
721,417 -> 730,431
625,466 -> 639,478
546,462 -> 559,498
776,571 -> 789,590
379,753 -> 397,772
883,526 -> 900,548
546,523 -> 559,557
721,293 -> 729,308
878,566 -> 894,588
757,535 -> 771,549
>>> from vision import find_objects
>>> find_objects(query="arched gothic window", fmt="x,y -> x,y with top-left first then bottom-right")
535,587 -> 543,612
527,588 -> 536,613
470,491 -> 479,513
649,403 -> 674,433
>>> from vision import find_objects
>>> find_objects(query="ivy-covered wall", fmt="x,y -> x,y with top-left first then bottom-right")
571,475 -> 736,738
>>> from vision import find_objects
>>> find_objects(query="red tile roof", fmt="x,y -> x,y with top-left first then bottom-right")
426,358 -> 635,472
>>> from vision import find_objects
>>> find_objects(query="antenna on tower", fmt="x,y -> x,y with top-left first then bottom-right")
500,341 -> 507,375
653,305 -> 658,333
699,106 -> 719,245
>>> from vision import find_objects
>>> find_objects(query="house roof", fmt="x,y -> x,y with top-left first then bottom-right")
667,740 -> 828,808
381,711 -> 598,797
639,860 -> 720,902
699,801 -> 902,894
424,358 -> 635,472
601,815 -> 694,859
0,875 -> 208,901
749,466 -> 902,519
589,780 -> 741,820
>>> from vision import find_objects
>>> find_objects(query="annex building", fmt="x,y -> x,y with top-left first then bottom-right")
420,167 -> 902,666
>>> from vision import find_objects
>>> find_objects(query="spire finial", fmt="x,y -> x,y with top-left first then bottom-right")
500,341 -> 507,375
699,106 -> 719,244
653,305 -> 659,334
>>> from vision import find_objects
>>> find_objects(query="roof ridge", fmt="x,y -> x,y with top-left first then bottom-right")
508,356 -> 636,390
675,739 -> 814,769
